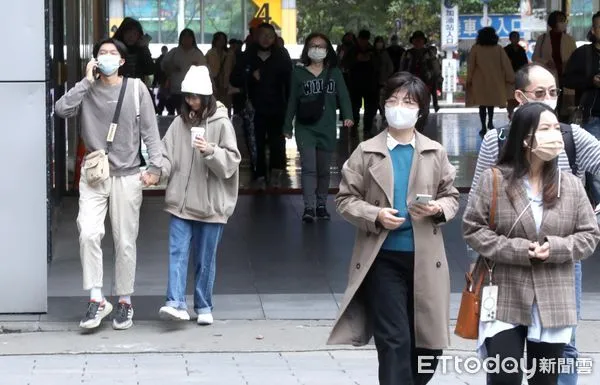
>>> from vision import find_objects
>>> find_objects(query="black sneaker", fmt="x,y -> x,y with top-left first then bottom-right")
80,300 -> 113,329
302,208 -> 316,223
316,205 -> 331,220
112,302 -> 134,330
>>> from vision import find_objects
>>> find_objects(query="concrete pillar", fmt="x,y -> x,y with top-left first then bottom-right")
281,0 -> 297,44
178,0 -> 186,35
0,0 -> 47,313
109,0 -> 124,36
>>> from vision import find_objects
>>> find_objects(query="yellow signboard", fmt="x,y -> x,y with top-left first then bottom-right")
109,18 -> 124,37
251,0 -> 282,29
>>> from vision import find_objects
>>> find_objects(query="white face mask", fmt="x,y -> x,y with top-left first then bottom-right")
308,47 -> 327,62
97,54 -> 121,76
541,98 -> 558,111
522,95 -> 558,111
385,106 -> 419,130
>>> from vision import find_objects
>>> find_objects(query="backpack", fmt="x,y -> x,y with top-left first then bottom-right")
496,122 -> 577,175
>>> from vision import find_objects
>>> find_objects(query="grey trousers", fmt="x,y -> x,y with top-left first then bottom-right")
299,146 -> 332,209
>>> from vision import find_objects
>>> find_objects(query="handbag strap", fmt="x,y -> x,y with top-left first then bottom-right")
474,167 -> 500,288
489,167 -> 499,230
106,77 -> 129,153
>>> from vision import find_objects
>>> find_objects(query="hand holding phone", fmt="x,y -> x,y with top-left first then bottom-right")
86,58 -> 98,82
412,194 -> 433,206
408,194 -> 442,220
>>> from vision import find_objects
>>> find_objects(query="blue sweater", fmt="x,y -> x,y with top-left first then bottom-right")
381,144 -> 415,252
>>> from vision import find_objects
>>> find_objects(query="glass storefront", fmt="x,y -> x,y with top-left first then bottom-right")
122,0 -> 255,45
567,0 -> 595,41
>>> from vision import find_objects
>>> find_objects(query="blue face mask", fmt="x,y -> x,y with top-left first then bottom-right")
97,54 -> 121,75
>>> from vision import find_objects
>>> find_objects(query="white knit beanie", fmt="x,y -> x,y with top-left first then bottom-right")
181,65 -> 213,95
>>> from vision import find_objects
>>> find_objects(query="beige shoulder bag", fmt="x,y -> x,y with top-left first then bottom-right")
83,77 -> 129,186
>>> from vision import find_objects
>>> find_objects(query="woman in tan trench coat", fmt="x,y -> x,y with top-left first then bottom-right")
328,72 -> 459,385
466,27 -> 515,137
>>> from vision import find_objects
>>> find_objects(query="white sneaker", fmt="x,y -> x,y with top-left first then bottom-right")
80,300 -> 113,329
197,313 -> 214,325
159,306 -> 190,321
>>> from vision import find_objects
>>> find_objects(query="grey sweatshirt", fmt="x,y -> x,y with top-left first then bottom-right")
55,77 -> 162,176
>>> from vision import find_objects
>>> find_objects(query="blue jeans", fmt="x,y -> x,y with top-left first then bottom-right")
558,261 -> 582,385
166,215 -> 224,315
583,117 -> 600,202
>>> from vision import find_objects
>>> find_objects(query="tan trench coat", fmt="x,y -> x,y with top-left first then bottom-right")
466,44 -> 515,108
327,130 -> 460,350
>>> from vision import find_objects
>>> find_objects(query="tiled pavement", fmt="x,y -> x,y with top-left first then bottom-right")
3,351 -> 600,385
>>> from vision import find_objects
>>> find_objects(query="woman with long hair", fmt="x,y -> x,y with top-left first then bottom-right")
206,31 -> 231,108
161,28 -> 206,114
283,32 -> 353,222
463,102 -> 599,385
158,66 -> 241,325
466,27 -> 515,136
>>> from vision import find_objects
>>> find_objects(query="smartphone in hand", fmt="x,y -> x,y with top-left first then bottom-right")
412,194 -> 433,205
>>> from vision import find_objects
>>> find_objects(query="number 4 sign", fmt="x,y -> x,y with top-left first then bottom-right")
252,0 -> 282,28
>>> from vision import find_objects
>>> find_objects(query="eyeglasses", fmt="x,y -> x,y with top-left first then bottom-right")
309,45 -> 327,49
385,98 -> 418,107
523,88 -> 561,99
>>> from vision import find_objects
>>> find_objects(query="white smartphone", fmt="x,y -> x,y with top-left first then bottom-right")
413,194 -> 433,205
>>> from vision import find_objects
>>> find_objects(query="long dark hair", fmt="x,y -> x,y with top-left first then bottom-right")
300,32 -> 337,67
180,93 -> 218,127
382,72 -> 430,132
212,31 -> 228,49
497,102 -> 559,207
179,28 -> 199,48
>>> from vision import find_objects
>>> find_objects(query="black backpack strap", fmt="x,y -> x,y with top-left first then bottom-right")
106,77 -> 128,153
560,123 -> 577,175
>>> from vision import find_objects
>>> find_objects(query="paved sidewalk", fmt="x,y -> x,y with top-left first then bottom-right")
2,320 -> 600,384
3,351 -> 600,385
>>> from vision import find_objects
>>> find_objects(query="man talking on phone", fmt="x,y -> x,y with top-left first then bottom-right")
55,38 -> 162,331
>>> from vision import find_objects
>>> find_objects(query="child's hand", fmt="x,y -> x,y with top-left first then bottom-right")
194,137 -> 214,155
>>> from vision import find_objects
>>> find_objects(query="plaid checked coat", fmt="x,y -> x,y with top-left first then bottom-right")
463,167 -> 599,328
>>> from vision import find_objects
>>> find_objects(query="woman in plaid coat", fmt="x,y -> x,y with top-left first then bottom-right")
463,102 -> 599,385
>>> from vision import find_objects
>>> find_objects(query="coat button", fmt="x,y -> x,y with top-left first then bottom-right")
356,263 -> 361,269
433,228 -> 438,235
374,200 -> 380,206
436,261 -> 442,268
366,231 -> 371,237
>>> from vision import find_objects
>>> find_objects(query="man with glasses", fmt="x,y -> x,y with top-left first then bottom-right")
469,63 -> 600,385
563,11 -> 600,205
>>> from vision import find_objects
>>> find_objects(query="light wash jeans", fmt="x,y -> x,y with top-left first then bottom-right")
165,216 -> 224,315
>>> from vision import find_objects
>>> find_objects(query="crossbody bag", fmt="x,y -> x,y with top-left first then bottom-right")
83,77 -> 128,186
296,68 -> 331,125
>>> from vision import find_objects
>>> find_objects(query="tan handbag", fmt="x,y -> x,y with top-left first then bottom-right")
454,168 -> 499,340
82,78 -> 128,187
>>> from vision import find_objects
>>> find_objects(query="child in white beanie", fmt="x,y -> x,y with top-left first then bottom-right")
158,65 -> 241,325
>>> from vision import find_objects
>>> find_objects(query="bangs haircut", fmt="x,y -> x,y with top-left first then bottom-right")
383,72 -> 430,131
180,93 -> 218,127
497,102 -> 560,207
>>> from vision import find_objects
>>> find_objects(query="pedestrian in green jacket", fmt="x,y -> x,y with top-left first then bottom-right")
284,32 -> 354,223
